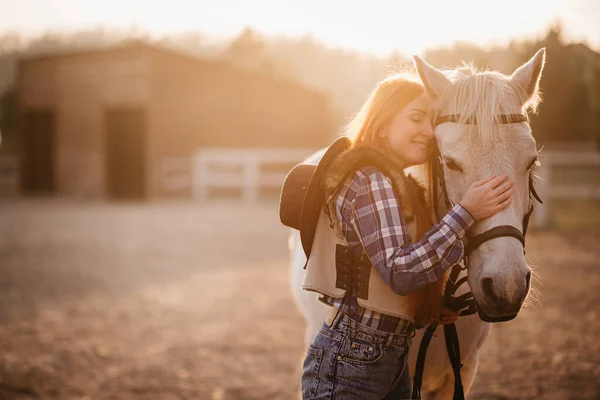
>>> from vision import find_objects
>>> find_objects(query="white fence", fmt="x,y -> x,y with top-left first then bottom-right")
159,148 -> 317,202
159,147 -> 600,226
533,150 -> 600,228
159,157 -> 192,192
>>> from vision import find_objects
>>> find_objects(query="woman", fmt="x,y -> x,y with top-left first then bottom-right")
299,72 -> 514,399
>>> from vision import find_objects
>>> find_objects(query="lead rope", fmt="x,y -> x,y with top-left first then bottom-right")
412,153 -> 476,399
411,260 -> 477,399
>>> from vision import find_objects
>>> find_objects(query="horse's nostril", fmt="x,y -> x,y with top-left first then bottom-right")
525,271 -> 532,291
481,277 -> 496,304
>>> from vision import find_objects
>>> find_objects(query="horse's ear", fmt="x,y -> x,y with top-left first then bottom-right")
510,48 -> 546,102
413,56 -> 451,99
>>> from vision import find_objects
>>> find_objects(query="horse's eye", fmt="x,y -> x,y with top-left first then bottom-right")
527,157 -> 539,171
444,158 -> 463,173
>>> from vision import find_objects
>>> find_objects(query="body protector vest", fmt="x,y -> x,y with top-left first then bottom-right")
302,148 -> 449,328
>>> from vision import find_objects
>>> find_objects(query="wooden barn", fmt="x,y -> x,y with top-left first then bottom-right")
16,42 -> 335,200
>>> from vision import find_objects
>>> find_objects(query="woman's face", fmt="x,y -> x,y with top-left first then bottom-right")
380,92 -> 435,168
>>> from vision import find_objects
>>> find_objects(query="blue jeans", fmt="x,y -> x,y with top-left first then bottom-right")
301,309 -> 414,399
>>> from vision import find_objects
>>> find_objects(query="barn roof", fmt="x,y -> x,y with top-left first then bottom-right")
20,40 -> 212,64
18,40 -> 325,98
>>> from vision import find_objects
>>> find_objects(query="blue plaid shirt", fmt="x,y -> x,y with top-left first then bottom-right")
322,166 -> 474,333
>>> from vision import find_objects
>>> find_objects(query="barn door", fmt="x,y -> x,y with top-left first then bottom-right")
105,108 -> 147,200
21,109 -> 55,195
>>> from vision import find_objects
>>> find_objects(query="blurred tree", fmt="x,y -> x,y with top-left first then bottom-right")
0,23 -> 597,149
0,32 -> 23,54
519,23 -> 594,145
423,41 -> 488,70
381,49 -> 410,77
158,31 -> 208,57
26,32 -> 68,55
226,27 -> 295,80
387,49 -> 407,67
226,27 -> 266,70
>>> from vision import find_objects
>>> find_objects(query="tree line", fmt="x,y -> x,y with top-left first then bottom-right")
0,23 -> 599,152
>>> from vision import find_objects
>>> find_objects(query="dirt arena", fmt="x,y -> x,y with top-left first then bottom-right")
0,199 -> 598,400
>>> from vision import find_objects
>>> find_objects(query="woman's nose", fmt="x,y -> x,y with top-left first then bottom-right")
423,122 -> 434,137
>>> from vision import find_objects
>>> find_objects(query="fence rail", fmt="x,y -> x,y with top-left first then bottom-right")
158,148 -> 600,227
195,148 -> 317,202
533,150 -> 600,228
159,148 -> 317,202
159,157 -> 191,191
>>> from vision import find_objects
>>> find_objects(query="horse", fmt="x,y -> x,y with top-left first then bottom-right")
289,48 -> 546,399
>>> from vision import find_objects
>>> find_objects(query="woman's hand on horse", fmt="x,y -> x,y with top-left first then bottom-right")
459,174 -> 514,221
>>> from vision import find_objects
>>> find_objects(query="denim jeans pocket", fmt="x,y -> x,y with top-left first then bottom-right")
302,345 -> 324,399
338,336 -> 383,365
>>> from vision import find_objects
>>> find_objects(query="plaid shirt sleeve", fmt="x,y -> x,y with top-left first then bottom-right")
347,167 -> 475,296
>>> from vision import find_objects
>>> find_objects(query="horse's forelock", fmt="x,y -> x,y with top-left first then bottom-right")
437,64 -> 541,145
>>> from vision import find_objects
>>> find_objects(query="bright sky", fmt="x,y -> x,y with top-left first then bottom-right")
1,0 -> 599,56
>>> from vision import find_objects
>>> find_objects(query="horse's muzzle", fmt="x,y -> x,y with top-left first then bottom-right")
477,309 -> 518,323
473,297 -> 520,323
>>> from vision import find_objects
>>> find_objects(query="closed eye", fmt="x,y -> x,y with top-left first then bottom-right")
409,110 -> 427,123
444,157 -> 463,173
527,157 -> 539,171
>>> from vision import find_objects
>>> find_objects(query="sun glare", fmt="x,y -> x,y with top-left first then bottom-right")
139,0 -> 568,56
1,0 -> 595,56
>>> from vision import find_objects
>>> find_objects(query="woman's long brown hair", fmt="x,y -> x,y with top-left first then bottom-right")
343,71 -> 444,326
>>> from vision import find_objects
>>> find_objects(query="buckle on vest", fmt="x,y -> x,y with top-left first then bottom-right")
335,244 -> 371,299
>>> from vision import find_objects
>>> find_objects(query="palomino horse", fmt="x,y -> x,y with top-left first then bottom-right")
289,48 -> 546,399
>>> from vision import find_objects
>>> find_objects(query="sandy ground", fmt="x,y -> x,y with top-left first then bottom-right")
0,198 -> 598,400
